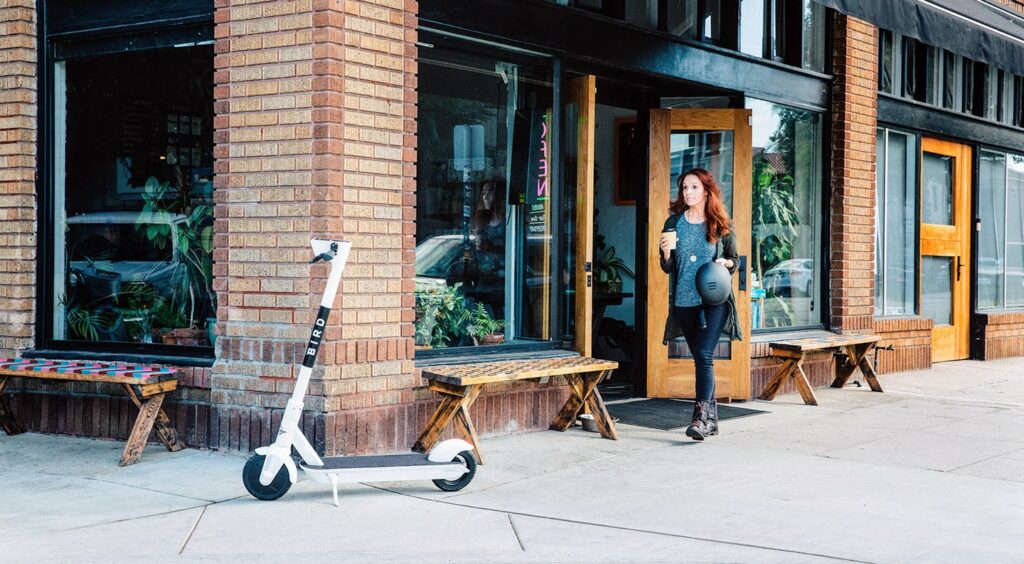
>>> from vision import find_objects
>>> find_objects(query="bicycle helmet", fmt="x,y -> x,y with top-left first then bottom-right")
695,261 -> 731,305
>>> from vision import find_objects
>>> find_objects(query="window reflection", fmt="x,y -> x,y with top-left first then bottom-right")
747,99 -> 822,329
54,46 -> 215,347
415,45 -> 553,349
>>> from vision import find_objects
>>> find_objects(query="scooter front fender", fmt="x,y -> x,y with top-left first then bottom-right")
427,439 -> 475,463
256,445 -> 298,484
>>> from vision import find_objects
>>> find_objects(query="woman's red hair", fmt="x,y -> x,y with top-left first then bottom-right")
669,168 -> 731,243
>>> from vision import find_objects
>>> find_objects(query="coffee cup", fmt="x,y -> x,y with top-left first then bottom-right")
661,227 -> 677,249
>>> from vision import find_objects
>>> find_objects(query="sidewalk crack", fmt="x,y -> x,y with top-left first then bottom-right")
178,505 -> 207,555
507,514 -> 526,551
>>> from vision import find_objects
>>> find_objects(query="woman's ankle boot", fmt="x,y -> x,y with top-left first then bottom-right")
707,399 -> 719,436
685,400 -> 711,441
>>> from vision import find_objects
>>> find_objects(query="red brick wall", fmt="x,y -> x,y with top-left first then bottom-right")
830,15 -> 878,333
0,0 -> 36,357
975,312 -> 1024,360
873,317 -> 932,373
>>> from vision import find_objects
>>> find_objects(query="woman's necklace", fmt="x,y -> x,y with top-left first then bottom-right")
685,209 -> 703,263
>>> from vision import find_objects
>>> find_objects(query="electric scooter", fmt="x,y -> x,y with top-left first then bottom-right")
242,239 -> 477,505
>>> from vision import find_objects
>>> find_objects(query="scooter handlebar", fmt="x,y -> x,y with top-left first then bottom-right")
310,239 -> 341,263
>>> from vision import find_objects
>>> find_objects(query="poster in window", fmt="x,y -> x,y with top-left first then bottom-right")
615,118 -> 643,205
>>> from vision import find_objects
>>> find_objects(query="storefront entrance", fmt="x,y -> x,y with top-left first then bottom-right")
645,109 -> 752,400
920,138 -> 972,362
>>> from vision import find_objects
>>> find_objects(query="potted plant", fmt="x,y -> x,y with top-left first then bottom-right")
466,303 -> 505,346
594,246 -> 635,294
135,177 -> 217,345
414,282 -> 472,348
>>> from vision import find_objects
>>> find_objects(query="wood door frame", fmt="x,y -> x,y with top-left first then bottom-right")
572,75 -> 597,355
646,109 -> 752,400
920,137 -> 972,362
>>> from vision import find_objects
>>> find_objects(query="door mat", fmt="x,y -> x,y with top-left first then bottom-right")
606,398 -> 766,431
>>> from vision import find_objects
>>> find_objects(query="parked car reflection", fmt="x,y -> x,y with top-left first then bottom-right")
762,258 -> 814,297
67,211 -> 185,300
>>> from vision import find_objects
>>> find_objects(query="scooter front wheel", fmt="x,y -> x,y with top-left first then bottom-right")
432,450 -> 477,492
243,454 -> 292,500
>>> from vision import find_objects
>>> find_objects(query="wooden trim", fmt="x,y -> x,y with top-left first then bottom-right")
645,108 -> 753,400
645,109 -> 672,398
572,75 -> 597,355
920,137 -> 972,362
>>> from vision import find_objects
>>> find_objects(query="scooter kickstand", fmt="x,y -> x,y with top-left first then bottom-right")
330,473 -> 340,507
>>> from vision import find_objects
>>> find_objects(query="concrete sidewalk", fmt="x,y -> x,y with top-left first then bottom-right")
2,358 -> 1023,563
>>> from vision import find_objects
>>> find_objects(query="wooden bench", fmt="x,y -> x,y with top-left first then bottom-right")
758,333 -> 883,406
413,356 -> 619,464
0,358 -> 185,466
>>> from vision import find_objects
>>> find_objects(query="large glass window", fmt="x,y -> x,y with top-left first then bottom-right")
415,43 -> 555,350
747,99 -> 823,329
979,149 -> 1024,310
52,45 -> 215,349
875,129 -> 918,317
739,0 -> 822,69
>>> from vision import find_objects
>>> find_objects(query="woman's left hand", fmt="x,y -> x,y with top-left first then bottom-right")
715,258 -> 734,269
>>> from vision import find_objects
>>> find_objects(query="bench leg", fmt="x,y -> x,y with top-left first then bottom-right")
550,373 -> 593,432
832,344 -> 883,392
0,377 -> 26,436
453,401 -> 485,465
120,392 -> 166,466
550,371 -> 617,440
582,371 -> 618,440
792,360 -> 818,406
123,385 -> 184,453
854,345 -> 884,393
413,383 -> 484,463
758,359 -> 797,401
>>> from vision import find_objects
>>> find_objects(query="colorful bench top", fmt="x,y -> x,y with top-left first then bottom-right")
0,358 -> 177,384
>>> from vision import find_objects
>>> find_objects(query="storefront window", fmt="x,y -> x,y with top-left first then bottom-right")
979,149 -> 1024,310
747,99 -> 822,329
52,46 -> 215,348
415,44 -> 554,349
875,129 -> 918,317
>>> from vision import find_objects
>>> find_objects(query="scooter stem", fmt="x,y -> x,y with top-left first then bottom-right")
290,239 -> 351,404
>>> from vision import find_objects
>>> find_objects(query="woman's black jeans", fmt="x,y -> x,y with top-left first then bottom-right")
672,303 -> 728,402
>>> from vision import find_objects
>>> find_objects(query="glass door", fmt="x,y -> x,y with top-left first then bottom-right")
646,109 -> 752,400
920,138 -> 972,362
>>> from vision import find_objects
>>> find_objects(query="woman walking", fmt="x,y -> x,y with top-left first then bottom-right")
659,168 -> 742,440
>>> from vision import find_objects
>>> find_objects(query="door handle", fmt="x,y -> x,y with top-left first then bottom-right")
738,256 -> 747,291
957,256 -> 963,282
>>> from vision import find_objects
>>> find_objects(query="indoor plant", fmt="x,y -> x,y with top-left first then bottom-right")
414,282 -> 472,348
466,303 -> 505,346
135,176 -> 216,344
594,246 -> 635,293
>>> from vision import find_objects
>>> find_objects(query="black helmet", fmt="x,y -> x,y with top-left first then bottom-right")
695,261 -> 731,305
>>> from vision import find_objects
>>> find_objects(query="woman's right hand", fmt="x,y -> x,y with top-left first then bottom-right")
659,234 -> 674,261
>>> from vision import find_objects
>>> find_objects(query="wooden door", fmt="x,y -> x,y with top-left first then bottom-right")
646,109 -> 752,400
920,138 -> 971,362
568,75 -> 597,355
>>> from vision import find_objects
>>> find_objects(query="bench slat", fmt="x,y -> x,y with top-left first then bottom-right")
768,333 -> 880,353
422,356 -> 618,386
0,358 -> 176,385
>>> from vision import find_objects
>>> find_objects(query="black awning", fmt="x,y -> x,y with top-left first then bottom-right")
816,0 -> 1024,76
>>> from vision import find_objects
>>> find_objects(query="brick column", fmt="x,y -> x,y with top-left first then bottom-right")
0,1 -> 37,357
320,0 -> 419,455
213,0 -> 416,454
829,15 -> 877,333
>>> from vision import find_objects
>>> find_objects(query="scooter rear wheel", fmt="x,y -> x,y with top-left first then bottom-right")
432,450 -> 477,492
243,454 -> 292,500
